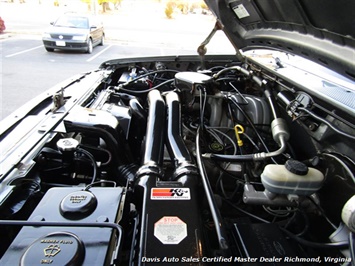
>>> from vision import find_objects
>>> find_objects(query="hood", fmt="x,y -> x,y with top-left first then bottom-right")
205,0 -> 355,81
46,26 -> 89,35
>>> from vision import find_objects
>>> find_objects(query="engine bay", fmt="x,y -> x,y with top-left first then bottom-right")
0,56 -> 355,265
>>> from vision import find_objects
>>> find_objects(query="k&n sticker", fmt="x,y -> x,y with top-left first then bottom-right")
151,188 -> 191,200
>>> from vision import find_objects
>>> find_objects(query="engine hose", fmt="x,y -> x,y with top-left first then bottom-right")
213,66 -> 250,79
205,131 -> 288,162
207,153 -> 254,162
212,65 -> 263,87
121,69 -> 179,87
77,147 -> 98,184
228,94 -> 278,163
209,95 -> 290,162
264,88 -> 279,120
298,107 -> 355,140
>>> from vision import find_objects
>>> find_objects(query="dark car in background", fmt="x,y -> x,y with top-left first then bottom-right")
42,13 -> 104,54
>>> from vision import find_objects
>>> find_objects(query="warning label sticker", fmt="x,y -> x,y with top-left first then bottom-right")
232,4 -> 250,19
154,216 -> 187,244
151,188 -> 190,200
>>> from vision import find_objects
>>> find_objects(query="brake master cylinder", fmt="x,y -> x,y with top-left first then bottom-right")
261,159 -> 324,196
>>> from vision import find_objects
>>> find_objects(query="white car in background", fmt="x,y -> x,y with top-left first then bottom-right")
42,13 -> 104,53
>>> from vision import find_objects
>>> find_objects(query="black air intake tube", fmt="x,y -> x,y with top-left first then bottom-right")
136,90 -> 165,177
165,92 -> 198,180
165,92 -> 229,250
135,91 -> 207,263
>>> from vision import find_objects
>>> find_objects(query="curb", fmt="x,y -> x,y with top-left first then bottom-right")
0,31 -> 43,40
0,33 -> 12,39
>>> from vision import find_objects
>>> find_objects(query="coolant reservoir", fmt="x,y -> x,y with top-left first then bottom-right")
261,160 -> 324,196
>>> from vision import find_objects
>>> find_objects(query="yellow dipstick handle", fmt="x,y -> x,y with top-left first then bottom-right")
234,124 -> 244,147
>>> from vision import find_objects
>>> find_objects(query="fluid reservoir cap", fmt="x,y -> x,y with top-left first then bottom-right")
20,232 -> 85,266
57,138 -> 79,152
60,190 -> 97,220
285,159 -> 308,175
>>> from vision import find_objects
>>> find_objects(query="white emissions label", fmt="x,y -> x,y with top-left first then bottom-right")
233,4 -> 250,19
154,216 -> 187,245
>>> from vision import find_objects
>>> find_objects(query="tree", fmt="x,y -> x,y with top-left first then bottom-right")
81,0 -> 92,11
98,0 -> 122,13
81,0 -> 121,13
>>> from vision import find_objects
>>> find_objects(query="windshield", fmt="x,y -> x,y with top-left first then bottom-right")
54,16 -> 89,29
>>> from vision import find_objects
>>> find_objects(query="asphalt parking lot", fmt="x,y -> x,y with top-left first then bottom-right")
0,1 -> 234,120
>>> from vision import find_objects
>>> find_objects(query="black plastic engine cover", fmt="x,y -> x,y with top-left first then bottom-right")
0,187 -> 124,266
135,175 -> 204,264
232,220 -> 303,265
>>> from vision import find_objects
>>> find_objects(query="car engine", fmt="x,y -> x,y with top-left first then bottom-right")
0,55 -> 354,265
